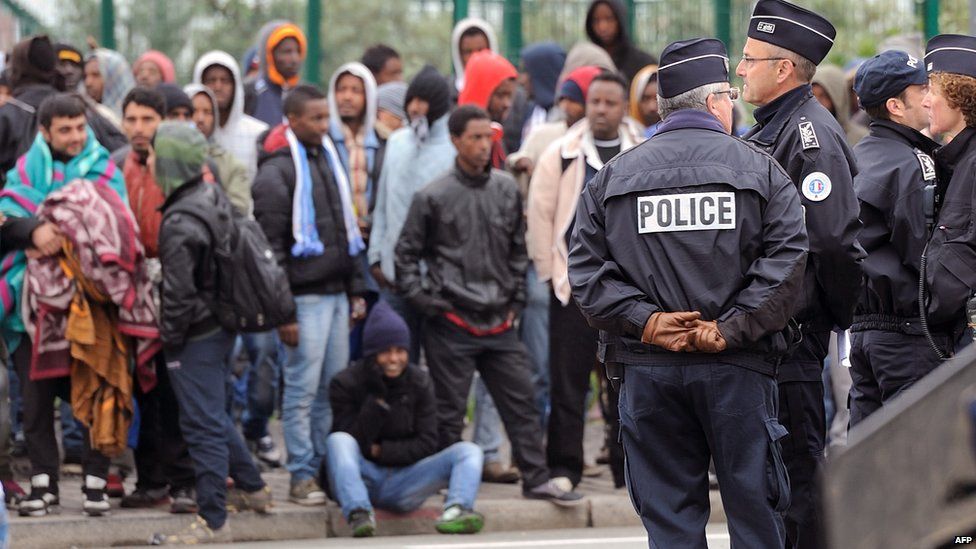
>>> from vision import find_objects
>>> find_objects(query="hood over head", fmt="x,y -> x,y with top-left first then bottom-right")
451,17 -> 499,91
629,64 -> 658,121
183,83 -> 219,139
811,64 -> 851,125
10,35 -> 58,91
193,50 -> 246,127
557,42 -> 616,87
458,50 -> 517,110
405,64 -> 451,125
328,61 -> 378,138
256,20 -> 307,88
521,42 -> 566,109
153,120 -> 208,197
133,50 -> 176,84
88,48 -> 135,116
558,65 -> 603,105
585,0 -> 632,49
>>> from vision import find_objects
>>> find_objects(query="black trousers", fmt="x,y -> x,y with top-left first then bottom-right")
14,341 -> 110,488
620,363 -> 788,548
546,294 -> 598,486
133,354 -> 196,493
848,330 -> 945,427
423,315 -> 550,490
778,331 -> 829,549
597,361 -> 626,488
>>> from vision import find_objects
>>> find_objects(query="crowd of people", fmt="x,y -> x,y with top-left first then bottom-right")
0,0 -> 970,546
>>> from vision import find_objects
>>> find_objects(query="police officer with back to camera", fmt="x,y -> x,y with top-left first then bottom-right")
847,50 -> 947,427
920,34 -> 976,350
736,2 -> 864,547
568,37 -> 809,548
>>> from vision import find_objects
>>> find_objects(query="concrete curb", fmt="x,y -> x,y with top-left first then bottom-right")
11,491 -> 726,547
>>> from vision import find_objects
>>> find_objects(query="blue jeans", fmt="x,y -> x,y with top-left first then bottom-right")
520,263 -> 551,423
166,329 -> 265,530
282,293 -> 350,481
241,331 -> 281,440
473,378 -> 503,463
324,432 -> 483,520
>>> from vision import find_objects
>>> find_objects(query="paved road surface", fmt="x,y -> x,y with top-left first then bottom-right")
203,525 -> 732,548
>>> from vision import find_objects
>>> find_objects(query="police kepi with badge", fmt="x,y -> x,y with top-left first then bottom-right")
847,50 -> 945,427
568,37 -> 809,548
737,2 -> 865,547
920,34 -> 976,350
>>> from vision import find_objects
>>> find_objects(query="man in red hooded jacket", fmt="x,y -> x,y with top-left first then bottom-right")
458,50 -> 517,170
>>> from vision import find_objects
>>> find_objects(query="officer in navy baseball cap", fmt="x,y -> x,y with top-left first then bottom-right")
570,36 -> 807,548
848,48 -> 943,432
920,34 -> 976,355
738,2 -> 865,548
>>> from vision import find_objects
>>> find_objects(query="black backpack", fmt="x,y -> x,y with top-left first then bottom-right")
169,184 -> 296,333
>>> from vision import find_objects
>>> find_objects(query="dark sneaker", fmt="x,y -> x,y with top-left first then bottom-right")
226,485 -> 272,514
82,475 -> 111,516
524,479 -> 586,508
150,515 -> 232,545
288,478 -> 326,506
106,473 -> 125,498
482,462 -> 520,484
435,504 -> 484,534
18,474 -> 59,517
121,486 -> 170,509
348,508 -> 376,538
252,436 -> 281,468
2,478 -> 25,509
170,487 -> 198,514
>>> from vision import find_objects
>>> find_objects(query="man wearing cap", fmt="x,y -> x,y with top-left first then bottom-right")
569,38 -> 808,548
920,34 -> 976,351
847,50 -> 944,426
736,2 -> 864,546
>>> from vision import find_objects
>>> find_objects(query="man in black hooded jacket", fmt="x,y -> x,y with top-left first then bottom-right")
585,0 -> 657,87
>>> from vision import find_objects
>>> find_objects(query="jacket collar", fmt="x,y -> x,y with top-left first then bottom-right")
935,127 -> 976,171
868,119 -> 939,156
653,110 -> 727,137
747,84 -> 813,146
561,117 -> 644,170
453,159 -> 492,187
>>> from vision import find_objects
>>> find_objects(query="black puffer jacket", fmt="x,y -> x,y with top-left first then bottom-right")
329,360 -> 438,467
0,84 -> 58,183
395,162 -> 527,330
252,141 -> 366,297
159,178 -> 229,351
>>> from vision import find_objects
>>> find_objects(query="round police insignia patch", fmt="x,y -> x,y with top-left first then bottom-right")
801,172 -> 831,202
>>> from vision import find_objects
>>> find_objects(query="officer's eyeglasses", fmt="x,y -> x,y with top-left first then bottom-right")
740,56 -> 795,67
712,87 -> 741,101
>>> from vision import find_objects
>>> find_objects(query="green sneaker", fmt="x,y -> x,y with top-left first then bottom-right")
435,504 -> 484,534
348,508 -> 376,538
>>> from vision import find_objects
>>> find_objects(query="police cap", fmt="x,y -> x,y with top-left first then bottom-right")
657,38 -> 729,99
853,50 -> 928,108
925,34 -> 976,78
748,0 -> 836,65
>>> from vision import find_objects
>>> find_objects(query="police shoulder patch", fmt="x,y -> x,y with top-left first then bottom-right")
801,172 -> 831,202
914,148 -> 936,181
798,121 -> 820,150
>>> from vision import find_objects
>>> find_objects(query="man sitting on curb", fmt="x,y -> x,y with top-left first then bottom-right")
324,301 -> 485,538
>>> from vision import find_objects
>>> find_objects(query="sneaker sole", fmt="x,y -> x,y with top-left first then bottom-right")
288,496 -> 326,506
352,525 -> 376,538
170,504 -> 199,514
549,496 -> 587,509
83,508 -> 111,517
436,515 -> 484,535
19,505 -> 59,517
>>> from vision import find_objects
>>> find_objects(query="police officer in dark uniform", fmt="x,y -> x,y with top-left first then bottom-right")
568,38 -> 808,548
847,50 -> 946,427
736,2 -> 864,547
921,34 -> 976,348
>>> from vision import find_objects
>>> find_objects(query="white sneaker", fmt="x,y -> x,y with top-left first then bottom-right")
551,476 -> 573,493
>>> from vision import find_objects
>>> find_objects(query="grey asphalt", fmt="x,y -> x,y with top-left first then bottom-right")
200,525 -> 733,548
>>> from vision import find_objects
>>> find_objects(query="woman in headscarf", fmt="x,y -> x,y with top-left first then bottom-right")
629,64 -> 660,138
84,49 -> 135,119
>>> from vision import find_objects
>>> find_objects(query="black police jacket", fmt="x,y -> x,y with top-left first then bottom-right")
568,110 -> 809,375
852,120 -> 941,331
745,84 -> 865,331
924,127 -> 976,326
395,162 -> 527,330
